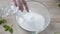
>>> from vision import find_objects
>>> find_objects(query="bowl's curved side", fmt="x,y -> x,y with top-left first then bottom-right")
14,0 -> 51,33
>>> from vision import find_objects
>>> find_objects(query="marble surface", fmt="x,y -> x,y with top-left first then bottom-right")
0,0 -> 60,34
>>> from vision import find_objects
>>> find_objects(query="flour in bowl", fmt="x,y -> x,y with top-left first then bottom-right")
17,12 -> 45,31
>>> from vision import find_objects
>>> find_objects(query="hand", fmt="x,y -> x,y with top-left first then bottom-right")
13,0 -> 29,12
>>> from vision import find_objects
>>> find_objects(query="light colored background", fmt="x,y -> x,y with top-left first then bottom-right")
0,0 -> 60,34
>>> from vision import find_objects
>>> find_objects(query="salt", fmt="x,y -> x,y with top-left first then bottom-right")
16,12 -> 45,31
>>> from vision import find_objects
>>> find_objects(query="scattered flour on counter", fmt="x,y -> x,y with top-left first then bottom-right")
16,12 -> 45,31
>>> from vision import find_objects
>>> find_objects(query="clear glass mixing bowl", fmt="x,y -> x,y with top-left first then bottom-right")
0,0 -> 51,33
14,0 -> 51,33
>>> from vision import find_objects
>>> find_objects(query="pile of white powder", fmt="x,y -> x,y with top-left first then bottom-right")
16,12 -> 45,31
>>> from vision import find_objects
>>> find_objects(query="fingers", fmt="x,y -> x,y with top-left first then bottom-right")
22,0 -> 29,12
13,0 -> 17,7
13,0 -> 29,12
13,0 -> 24,11
17,0 -> 24,11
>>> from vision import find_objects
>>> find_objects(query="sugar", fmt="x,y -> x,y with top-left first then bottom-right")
17,12 -> 45,31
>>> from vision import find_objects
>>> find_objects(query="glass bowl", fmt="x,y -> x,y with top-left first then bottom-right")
0,0 -> 51,33
14,0 -> 51,33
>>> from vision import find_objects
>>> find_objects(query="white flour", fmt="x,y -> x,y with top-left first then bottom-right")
16,12 -> 45,31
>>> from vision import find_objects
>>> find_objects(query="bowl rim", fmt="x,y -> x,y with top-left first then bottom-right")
14,0 -> 51,33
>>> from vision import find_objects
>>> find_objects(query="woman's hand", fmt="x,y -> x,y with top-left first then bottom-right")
13,0 -> 29,12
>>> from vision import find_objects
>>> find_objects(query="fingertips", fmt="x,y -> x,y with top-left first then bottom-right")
16,0 -> 24,12
19,5 -> 23,11
13,0 -> 17,7
25,6 -> 29,12
22,0 -> 29,12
